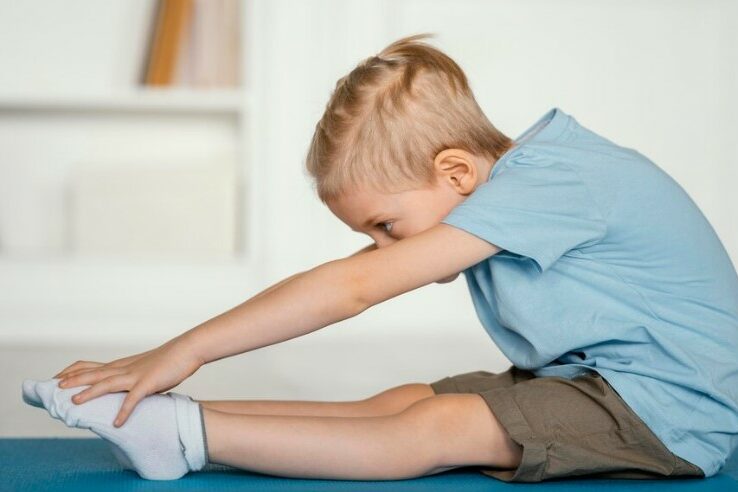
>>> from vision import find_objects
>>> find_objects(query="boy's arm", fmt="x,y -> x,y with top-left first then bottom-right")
178,224 -> 498,364
248,243 -> 376,302
349,223 -> 500,308
348,243 -> 378,257
248,271 -> 304,301
50,226 -> 497,427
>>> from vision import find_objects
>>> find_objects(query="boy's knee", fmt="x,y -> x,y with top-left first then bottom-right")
362,383 -> 435,415
399,393 -> 478,428
394,394 -> 476,453
397,393 -> 522,470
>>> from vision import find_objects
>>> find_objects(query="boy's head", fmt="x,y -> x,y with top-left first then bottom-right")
305,33 -> 513,281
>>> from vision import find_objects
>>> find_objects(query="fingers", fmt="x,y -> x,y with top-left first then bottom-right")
70,375 -> 131,406
54,351 -> 152,380
58,358 -> 132,382
114,388 -> 146,427
54,361 -> 104,379
57,367 -> 98,383
59,367 -> 122,391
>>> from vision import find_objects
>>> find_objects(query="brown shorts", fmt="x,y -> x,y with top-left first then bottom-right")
430,366 -> 705,482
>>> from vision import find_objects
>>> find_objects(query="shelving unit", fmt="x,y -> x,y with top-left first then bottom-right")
0,89 -> 248,115
0,0 -> 269,343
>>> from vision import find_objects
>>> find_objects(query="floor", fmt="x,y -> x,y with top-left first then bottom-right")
2,438 -> 737,492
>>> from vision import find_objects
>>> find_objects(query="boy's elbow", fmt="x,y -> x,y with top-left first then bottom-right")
335,256 -> 397,314
348,282 -> 371,316
317,258 -> 371,316
344,262 -> 372,315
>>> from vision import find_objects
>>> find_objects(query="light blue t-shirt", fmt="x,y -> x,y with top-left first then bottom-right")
441,107 -> 738,477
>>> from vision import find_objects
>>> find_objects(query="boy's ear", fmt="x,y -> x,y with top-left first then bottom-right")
433,149 -> 478,195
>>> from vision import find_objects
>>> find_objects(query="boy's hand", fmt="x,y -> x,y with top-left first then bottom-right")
53,348 -> 155,380
52,338 -> 203,427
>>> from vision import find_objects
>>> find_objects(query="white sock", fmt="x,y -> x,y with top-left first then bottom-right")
22,379 -> 137,471
22,378 -> 209,480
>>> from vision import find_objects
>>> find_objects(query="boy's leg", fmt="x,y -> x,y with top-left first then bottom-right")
197,383 -> 435,417
203,392 -> 523,480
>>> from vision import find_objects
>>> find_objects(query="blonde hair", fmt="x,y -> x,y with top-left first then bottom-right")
305,33 -> 513,203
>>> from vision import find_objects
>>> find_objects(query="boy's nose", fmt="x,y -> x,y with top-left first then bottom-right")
375,237 -> 397,249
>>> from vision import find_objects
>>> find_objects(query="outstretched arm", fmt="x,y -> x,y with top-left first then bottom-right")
247,243 -> 377,302
178,243 -> 378,364
52,223 -> 499,426
180,223 -> 499,364
180,258 -> 364,365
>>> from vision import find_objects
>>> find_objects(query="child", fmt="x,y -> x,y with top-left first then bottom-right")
23,33 -> 737,482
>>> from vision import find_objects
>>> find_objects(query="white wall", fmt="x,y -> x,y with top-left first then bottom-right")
263,0 -> 738,275
253,0 -> 738,358
1,1 -> 737,434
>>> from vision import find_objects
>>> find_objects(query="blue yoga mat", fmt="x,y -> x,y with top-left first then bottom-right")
1,438 -> 736,492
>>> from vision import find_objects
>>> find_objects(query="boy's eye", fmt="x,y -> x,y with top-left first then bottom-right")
377,222 -> 393,233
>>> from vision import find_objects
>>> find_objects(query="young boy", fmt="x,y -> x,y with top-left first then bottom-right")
23,33 -> 737,482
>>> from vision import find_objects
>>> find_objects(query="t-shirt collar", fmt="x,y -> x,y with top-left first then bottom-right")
486,107 -> 570,182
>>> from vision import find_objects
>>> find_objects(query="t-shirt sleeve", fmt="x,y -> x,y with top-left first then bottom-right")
441,151 -> 607,273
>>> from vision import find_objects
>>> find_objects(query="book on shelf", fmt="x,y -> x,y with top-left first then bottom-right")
143,0 -> 241,88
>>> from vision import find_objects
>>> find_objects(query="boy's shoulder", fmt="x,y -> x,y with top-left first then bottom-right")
499,111 -> 675,213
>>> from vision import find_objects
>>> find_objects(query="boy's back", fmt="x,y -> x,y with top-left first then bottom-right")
441,107 -> 738,477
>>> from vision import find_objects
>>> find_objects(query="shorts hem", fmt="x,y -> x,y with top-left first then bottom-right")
475,387 -> 548,482
429,369 -> 705,482
429,377 -> 458,395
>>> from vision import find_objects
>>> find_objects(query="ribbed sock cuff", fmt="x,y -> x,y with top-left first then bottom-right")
198,402 -> 210,465
170,392 -> 207,472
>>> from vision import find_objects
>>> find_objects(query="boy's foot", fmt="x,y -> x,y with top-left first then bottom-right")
22,378 -> 208,480
22,379 -> 136,471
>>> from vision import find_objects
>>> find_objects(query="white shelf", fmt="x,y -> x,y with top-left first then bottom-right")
0,0 -> 270,345
0,255 -> 253,268
0,88 -> 248,115
0,256 -> 259,321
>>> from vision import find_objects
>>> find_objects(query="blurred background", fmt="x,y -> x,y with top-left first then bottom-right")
1,0 -> 736,440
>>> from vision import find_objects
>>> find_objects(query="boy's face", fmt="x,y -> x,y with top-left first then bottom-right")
326,149 -> 495,284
